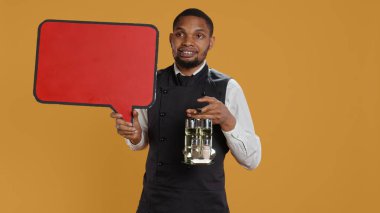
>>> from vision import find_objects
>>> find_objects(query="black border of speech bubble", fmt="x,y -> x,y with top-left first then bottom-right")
33,19 -> 159,123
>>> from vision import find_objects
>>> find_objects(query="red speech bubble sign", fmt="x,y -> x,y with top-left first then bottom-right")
34,20 -> 158,122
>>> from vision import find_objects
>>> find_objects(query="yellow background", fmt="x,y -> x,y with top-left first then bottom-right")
1,0 -> 379,212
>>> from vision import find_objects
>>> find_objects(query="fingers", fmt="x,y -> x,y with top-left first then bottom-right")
186,109 -> 198,117
197,97 -> 220,114
199,104 -> 217,114
116,117 -> 128,125
115,116 -> 136,130
186,108 -> 218,122
197,96 -> 218,104
185,96 -> 227,124
117,123 -> 137,132
116,121 -> 139,138
118,129 -> 139,139
191,114 -> 215,120
111,110 -> 142,141
111,110 -> 139,124
186,107 -> 216,117
110,112 -> 123,119
186,99 -> 218,116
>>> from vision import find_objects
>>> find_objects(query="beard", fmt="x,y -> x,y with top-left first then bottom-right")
173,44 -> 210,69
174,56 -> 203,69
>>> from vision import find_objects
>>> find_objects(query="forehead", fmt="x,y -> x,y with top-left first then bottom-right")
174,16 -> 210,33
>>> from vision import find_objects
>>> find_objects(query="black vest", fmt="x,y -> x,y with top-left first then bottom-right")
137,64 -> 231,213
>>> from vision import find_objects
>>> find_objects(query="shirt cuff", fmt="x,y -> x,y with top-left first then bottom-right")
222,122 -> 245,143
222,122 -> 249,158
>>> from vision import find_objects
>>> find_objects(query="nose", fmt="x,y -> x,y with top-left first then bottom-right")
182,35 -> 194,46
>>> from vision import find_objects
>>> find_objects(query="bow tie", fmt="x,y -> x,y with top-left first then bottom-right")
176,73 -> 193,86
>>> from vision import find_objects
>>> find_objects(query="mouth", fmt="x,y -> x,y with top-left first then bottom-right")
178,48 -> 197,58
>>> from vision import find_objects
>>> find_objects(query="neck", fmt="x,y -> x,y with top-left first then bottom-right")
175,61 -> 205,76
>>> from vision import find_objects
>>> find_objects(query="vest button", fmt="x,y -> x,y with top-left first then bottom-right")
162,89 -> 168,94
160,112 -> 166,117
157,162 -> 164,166
160,137 -> 167,142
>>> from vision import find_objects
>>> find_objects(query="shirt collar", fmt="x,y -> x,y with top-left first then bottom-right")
174,60 -> 207,76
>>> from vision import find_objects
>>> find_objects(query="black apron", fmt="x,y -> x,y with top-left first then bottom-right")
137,64 -> 231,213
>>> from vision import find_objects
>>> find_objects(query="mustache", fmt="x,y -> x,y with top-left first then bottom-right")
176,43 -> 210,54
178,47 -> 198,53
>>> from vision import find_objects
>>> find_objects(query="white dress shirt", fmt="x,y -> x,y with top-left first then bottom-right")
125,62 -> 262,170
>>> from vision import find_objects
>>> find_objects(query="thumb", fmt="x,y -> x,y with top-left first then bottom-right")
132,110 -> 141,128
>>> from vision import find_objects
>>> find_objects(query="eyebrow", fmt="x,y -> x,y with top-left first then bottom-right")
174,27 -> 208,33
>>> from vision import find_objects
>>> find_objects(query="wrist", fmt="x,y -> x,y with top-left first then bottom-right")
221,115 -> 236,132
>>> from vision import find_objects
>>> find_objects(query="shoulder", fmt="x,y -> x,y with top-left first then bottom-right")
209,68 -> 231,82
208,69 -> 245,97
208,68 -> 232,91
226,79 -> 243,91
225,78 -> 247,105
208,68 -> 242,91
155,65 -> 174,84
157,65 -> 174,77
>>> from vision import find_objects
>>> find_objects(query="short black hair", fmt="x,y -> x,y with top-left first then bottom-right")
173,8 -> 214,36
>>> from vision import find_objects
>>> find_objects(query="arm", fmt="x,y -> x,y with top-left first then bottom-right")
223,79 -> 261,170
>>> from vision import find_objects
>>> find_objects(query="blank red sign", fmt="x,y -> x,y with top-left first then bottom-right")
34,20 -> 158,122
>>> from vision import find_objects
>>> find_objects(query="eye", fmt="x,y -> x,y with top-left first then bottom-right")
195,33 -> 205,39
175,32 -> 184,38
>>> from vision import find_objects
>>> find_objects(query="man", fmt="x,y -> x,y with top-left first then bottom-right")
111,8 -> 261,213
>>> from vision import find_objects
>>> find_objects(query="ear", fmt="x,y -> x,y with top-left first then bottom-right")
169,33 -> 174,48
209,36 -> 215,50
